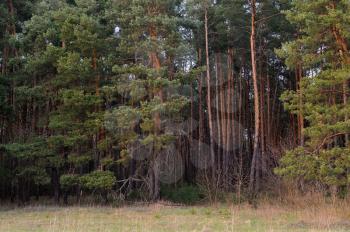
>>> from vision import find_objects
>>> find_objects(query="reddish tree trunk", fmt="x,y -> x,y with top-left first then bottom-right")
249,0 -> 262,194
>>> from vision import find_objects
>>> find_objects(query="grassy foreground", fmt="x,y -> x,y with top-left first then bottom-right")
0,202 -> 350,232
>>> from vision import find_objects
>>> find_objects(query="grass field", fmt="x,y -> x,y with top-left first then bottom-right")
1,202 -> 350,232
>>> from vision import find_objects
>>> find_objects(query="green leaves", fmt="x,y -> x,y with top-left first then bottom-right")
60,174 -> 80,190
55,52 -> 92,87
61,171 -> 117,193
80,171 -> 116,191
275,147 -> 319,181
2,138 -> 53,188
68,153 -> 92,167
276,147 -> 350,187
277,0 -> 350,190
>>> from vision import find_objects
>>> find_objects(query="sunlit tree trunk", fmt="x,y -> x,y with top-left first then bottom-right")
148,14 -> 162,200
249,0 -> 261,194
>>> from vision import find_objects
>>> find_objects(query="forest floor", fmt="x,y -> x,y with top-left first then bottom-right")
0,202 -> 350,232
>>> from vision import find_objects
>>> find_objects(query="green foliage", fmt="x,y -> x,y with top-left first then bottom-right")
68,154 -> 91,167
80,171 -> 116,191
1,138 -> 54,190
60,174 -> 80,190
277,0 -> 350,191
275,147 -> 319,181
276,147 -> 350,187
1,0 -> 326,204
161,184 -> 203,205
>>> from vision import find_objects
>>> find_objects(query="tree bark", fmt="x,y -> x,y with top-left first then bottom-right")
148,4 -> 162,199
296,64 -> 304,146
214,53 -> 222,172
249,0 -> 261,194
205,6 -> 216,182
198,48 -> 204,173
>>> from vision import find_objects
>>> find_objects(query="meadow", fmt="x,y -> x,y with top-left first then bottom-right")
1,200 -> 350,232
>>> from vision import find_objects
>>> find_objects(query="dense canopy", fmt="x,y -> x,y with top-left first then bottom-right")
0,0 -> 349,204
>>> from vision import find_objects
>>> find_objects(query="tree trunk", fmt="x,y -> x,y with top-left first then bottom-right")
225,48 -> 234,188
296,64 -> 304,146
148,7 -> 162,199
52,168 -> 60,204
198,48 -> 204,174
249,0 -> 261,194
204,6 -> 216,182
214,53 -> 222,171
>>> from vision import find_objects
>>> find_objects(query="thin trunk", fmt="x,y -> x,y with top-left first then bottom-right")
225,48 -> 234,187
249,0 -> 261,194
219,54 -> 226,168
266,67 -> 271,145
271,76 -> 279,145
215,53 -> 222,171
92,48 -> 101,169
296,64 -> 304,146
7,0 -> 16,35
204,7 -> 215,180
198,48 -> 204,172
259,58 -> 266,173
237,62 -> 243,202
3,0 -> 17,141
52,168 -> 60,204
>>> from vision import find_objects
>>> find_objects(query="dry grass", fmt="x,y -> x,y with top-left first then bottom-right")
0,199 -> 350,232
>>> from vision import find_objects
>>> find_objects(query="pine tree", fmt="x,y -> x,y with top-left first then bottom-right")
106,0 -> 189,200
0,0 -> 331,203
0,0 -> 117,203
276,0 -> 350,195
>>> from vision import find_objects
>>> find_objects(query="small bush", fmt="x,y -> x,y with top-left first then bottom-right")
80,171 -> 116,191
60,174 -> 80,190
161,184 -> 203,205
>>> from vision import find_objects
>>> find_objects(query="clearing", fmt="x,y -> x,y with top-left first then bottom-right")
0,203 -> 349,232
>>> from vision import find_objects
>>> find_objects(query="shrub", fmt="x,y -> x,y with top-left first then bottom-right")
60,174 -> 80,190
80,171 -> 116,191
161,184 -> 203,204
